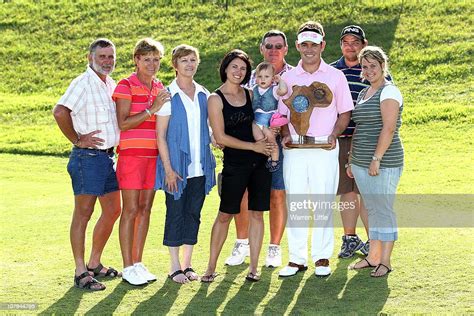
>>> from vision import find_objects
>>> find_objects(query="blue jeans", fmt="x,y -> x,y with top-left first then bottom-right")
352,164 -> 403,241
163,176 -> 205,246
67,147 -> 118,196
271,136 -> 285,190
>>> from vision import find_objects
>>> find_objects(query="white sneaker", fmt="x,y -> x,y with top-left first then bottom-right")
224,241 -> 249,266
122,266 -> 147,286
134,262 -> 157,282
265,244 -> 282,267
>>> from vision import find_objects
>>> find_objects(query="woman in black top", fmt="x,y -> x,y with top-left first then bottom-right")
202,50 -> 274,282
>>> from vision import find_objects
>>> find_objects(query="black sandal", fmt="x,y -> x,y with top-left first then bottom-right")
370,263 -> 393,277
245,272 -> 260,282
348,258 -> 375,270
168,270 -> 189,284
87,263 -> 121,278
74,271 -> 105,291
183,267 -> 198,281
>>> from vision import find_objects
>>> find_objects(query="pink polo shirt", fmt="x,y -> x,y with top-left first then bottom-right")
278,59 -> 353,137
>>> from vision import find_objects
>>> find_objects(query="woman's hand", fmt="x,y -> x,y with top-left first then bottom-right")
368,160 -> 380,176
165,169 -> 183,192
151,89 -> 171,114
211,133 -> 224,149
252,137 -> 274,156
346,165 -> 354,178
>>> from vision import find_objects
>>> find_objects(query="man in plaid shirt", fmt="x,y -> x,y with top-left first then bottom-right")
53,38 -> 121,291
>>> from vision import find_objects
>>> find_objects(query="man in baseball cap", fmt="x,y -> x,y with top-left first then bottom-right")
330,25 -> 370,260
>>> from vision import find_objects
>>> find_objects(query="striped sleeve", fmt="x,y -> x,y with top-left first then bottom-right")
112,79 -> 132,101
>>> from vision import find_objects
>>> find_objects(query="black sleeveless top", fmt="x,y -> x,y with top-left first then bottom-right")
216,89 -> 265,164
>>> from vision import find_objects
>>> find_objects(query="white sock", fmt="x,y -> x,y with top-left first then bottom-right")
236,238 -> 249,245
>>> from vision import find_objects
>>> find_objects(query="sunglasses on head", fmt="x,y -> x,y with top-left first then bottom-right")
264,43 -> 285,50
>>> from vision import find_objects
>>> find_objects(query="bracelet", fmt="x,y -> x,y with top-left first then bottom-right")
372,155 -> 382,161
145,108 -> 152,117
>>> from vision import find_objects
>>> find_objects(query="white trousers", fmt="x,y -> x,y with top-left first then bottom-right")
283,137 -> 339,265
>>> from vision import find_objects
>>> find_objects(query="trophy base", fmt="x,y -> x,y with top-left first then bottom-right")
285,142 -> 332,149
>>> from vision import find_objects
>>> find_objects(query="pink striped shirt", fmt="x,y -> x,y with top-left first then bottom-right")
112,73 -> 164,157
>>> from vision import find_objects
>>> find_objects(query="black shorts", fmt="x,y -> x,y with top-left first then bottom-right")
337,137 -> 359,195
219,159 -> 271,214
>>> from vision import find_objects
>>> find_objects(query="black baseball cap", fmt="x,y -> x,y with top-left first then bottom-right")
340,25 -> 366,41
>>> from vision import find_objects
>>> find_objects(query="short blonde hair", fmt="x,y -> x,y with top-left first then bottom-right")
133,38 -> 164,59
171,44 -> 200,67
358,46 -> 389,79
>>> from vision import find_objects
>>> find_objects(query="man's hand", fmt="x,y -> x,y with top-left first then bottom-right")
76,130 -> 104,148
324,134 -> 337,150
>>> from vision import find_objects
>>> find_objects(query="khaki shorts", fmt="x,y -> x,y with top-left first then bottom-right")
337,137 -> 359,195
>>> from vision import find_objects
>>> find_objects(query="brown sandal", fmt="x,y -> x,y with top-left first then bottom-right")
245,272 -> 260,282
201,272 -> 218,283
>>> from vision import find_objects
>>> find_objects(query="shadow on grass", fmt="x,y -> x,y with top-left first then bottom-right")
39,286 -> 86,315
85,281 -> 146,315
132,279 -> 179,315
221,266 -> 272,314
282,257 -> 389,314
181,264 -> 247,314
261,269 -> 307,315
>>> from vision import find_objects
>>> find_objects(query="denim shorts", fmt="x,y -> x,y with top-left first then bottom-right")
352,164 -> 403,241
67,147 -> 119,196
271,136 -> 285,190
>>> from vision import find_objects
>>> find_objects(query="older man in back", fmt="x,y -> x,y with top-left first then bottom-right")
224,30 -> 292,268
53,38 -> 121,291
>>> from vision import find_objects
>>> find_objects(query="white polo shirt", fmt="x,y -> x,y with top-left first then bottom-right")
158,79 -> 209,178
58,66 -> 120,149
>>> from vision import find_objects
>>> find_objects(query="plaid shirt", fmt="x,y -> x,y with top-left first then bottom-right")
58,66 -> 120,149
244,62 -> 293,89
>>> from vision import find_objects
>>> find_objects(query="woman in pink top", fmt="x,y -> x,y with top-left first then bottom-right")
113,38 -> 170,286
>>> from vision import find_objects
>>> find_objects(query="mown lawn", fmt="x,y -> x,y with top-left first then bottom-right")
0,0 -> 473,314
0,121 -> 472,314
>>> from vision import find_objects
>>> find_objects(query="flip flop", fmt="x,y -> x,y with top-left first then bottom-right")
201,272 -> 218,283
370,263 -> 393,277
168,270 -> 189,284
183,267 -> 199,281
245,272 -> 260,282
348,258 -> 376,270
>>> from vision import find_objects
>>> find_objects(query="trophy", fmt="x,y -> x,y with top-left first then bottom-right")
283,81 -> 333,148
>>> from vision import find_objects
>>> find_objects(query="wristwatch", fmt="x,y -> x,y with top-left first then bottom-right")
372,155 -> 382,161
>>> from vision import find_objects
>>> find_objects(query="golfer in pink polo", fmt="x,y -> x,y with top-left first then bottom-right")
278,21 -> 353,278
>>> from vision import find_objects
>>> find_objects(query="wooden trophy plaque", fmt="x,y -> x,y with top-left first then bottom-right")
283,81 -> 333,148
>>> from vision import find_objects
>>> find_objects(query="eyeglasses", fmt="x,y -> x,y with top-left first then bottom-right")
264,43 -> 285,50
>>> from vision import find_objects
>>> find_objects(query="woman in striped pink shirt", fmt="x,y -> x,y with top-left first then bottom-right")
113,38 -> 170,286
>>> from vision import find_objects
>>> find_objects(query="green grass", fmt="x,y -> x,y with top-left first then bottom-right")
0,0 -> 473,155
0,0 -> 473,314
0,130 -> 472,314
